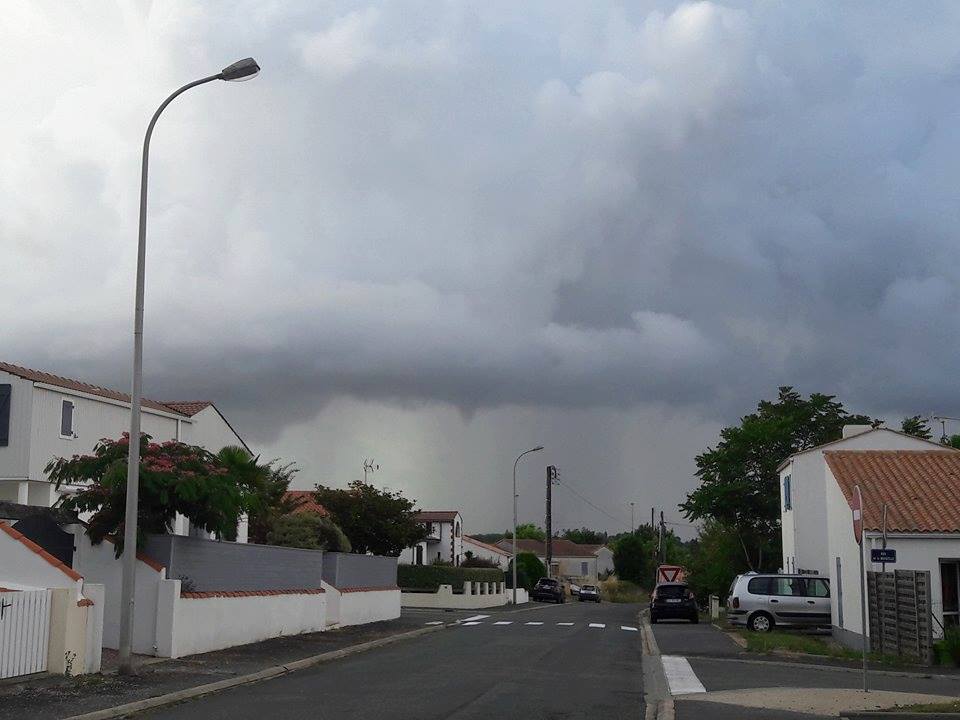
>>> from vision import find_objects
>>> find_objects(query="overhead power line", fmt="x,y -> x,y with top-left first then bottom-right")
553,477 -> 627,526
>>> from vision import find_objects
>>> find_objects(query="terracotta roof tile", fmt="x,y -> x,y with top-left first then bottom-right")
336,586 -> 399,593
824,450 -> 960,533
0,361 -> 187,416
283,491 -> 328,516
161,401 -> 212,417
415,511 -> 460,522
493,537 -> 598,558
0,522 -> 83,581
181,588 -> 325,598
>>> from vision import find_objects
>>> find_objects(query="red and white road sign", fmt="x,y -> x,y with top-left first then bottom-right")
851,484 -> 863,546
656,565 -> 685,584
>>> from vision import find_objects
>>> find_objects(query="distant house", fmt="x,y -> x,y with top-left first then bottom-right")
494,538 -> 609,582
820,450 -> 960,647
282,490 -> 328,516
779,424 -> 945,576
0,361 -> 250,541
463,535 -> 512,569
399,511 -> 463,566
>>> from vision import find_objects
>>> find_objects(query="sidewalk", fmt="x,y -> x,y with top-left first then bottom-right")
0,614 -> 437,720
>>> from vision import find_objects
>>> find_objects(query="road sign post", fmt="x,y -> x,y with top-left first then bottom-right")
852,484 -> 868,693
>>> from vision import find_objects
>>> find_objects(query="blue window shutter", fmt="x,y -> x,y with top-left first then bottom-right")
0,384 -> 9,446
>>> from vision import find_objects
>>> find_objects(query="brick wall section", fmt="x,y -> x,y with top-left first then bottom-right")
181,588 -> 325,598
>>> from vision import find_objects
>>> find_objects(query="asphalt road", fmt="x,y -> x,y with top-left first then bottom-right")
144,600 -> 645,720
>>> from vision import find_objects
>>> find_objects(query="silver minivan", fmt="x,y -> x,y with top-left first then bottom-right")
726,573 -> 831,632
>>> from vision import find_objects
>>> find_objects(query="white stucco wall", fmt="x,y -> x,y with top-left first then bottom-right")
401,583 -> 508,609
0,523 -> 84,599
826,468 -> 865,640
595,547 -> 615,576
70,529 -> 166,655
180,405 -> 246,453
338,588 -> 401,625
169,590 -> 327,658
556,556 -> 597,581
463,537 -> 510,569
781,430 -> 940,576
0,371 -> 33,482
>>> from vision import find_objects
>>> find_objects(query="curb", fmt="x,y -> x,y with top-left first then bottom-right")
64,624 -> 445,720
841,714 -> 960,720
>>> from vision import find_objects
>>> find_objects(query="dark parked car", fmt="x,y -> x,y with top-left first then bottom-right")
531,577 -> 566,603
578,584 -> 601,603
649,582 -> 698,624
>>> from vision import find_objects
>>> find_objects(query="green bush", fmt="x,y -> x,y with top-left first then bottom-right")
943,627 -> 960,666
398,564 -> 503,592
506,552 -> 546,591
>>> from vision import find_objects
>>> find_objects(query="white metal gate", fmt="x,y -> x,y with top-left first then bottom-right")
0,590 -> 51,679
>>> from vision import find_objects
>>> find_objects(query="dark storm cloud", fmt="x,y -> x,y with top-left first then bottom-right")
6,0 -> 960,450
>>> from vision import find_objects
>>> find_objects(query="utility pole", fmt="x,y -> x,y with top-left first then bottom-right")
545,466 -> 556,577
659,511 -> 666,565
650,507 -> 654,530
630,502 -> 635,532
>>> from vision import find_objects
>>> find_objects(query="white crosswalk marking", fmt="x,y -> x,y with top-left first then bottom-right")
661,656 -> 706,695
493,621 -> 512,625
461,615 -> 490,623
525,621 -> 544,625
589,623 -> 605,628
462,621 -> 483,626
557,622 -> 575,626
424,621 -> 443,626
621,625 -> 638,632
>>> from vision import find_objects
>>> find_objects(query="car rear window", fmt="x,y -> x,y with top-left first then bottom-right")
656,585 -> 688,598
747,577 -> 771,595
582,585 -> 596,591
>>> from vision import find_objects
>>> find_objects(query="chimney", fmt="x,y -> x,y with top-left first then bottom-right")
842,424 -> 873,439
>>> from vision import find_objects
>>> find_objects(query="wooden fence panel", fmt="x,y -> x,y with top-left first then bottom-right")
867,570 -> 932,664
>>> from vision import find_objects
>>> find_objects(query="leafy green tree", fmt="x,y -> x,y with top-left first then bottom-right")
948,435 -> 960,450
47,434 -> 260,554
680,387 -> 874,569
507,552 -> 546,590
612,526 -> 688,588
561,527 -> 608,544
266,512 -> 351,552
684,520 -> 750,600
507,523 -> 546,541
313,480 -> 427,556
901,415 -> 932,440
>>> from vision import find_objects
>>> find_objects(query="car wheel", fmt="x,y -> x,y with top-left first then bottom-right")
748,612 -> 774,633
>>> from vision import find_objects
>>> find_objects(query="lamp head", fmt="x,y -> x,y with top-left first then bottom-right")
221,57 -> 260,82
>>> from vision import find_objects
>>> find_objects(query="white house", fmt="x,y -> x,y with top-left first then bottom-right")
0,361 -> 249,540
821,449 -> 960,647
494,538 -> 606,582
399,511 -> 463,566
463,535 -> 512,569
779,425 -> 944,576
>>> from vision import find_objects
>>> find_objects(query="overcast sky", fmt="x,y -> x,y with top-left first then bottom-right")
5,1 -> 960,538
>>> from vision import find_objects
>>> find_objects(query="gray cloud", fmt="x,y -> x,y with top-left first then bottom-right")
5,1 -> 960,531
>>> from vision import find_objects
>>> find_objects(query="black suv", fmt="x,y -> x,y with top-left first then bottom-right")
531,577 -> 566,603
649,582 -> 699,623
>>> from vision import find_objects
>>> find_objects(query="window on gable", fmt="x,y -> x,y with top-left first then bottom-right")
783,475 -> 792,511
60,399 -> 75,438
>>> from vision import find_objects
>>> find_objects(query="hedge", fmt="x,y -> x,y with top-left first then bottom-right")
398,564 -> 504,592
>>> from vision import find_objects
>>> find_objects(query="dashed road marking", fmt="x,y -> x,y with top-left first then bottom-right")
589,623 -> 606,628
621,625 -> 638,632
493,621 -> 513,625
424,621 -> 443,626
525,621 -> 544,625
661,655 -> 706,695
461,615 -> 490,623
557,622 -> 575,626
462,621 -> 483,626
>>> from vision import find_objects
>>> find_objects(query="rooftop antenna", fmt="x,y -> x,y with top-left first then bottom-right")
930,415 -> 960,445
363,458 -> 379,483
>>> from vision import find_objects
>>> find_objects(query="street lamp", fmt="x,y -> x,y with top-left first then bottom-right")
118,58 -> 260,675
512,445 -> 544,605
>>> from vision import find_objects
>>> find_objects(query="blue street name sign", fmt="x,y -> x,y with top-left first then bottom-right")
871,548 -> 896,563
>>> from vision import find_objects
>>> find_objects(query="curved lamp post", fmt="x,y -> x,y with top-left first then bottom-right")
512,445 -> 544,605
119,58 -> 260,674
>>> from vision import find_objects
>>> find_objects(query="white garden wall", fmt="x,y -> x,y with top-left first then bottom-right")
338,588 -> 400,626
402,582 -> 509,609
166,587 -> 327,658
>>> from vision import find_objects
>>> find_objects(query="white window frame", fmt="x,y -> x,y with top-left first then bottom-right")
59,398 -> 76,440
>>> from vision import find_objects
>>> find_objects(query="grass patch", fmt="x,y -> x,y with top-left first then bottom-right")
599,579 -> 648,604
731,628 -> 915,668
880,700 -> 960,713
